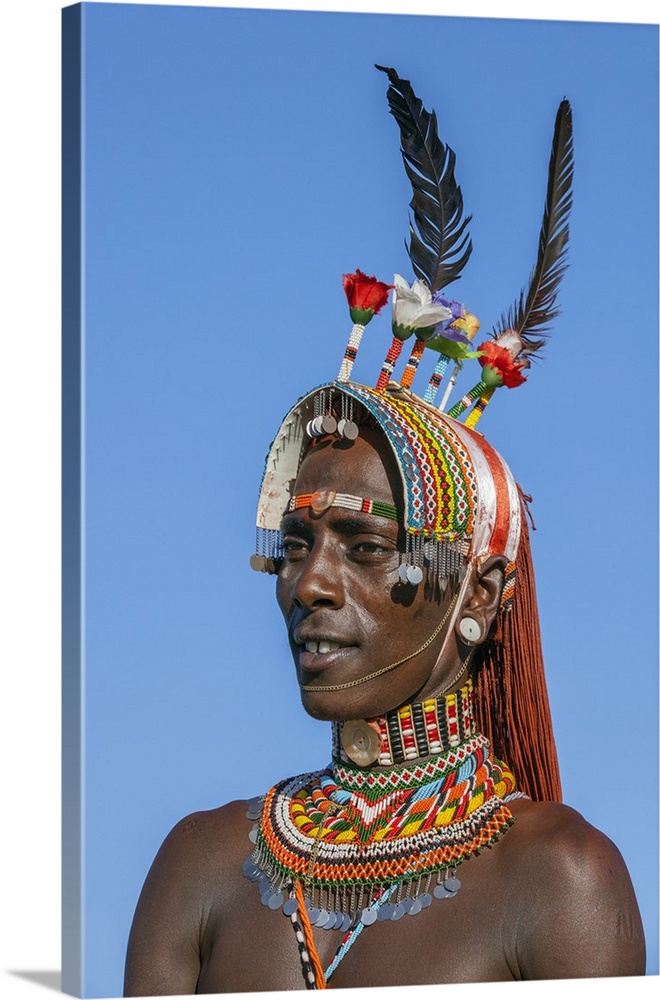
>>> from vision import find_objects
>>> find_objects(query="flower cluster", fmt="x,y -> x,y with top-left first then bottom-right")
425,292 -> 481,361
477,330 -> 530,388
342,270 -> 393,325
391,275 -> 452,340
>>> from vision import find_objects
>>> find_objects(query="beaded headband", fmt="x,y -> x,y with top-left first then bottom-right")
251,66 -> 573,605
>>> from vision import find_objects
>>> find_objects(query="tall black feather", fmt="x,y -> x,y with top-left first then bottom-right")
376,65 -> 472,293
493,99 -> 574,355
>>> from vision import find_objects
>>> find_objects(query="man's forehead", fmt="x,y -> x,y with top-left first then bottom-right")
292,433 -> 402,508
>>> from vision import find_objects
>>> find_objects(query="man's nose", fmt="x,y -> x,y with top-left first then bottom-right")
291,542 -> 344,610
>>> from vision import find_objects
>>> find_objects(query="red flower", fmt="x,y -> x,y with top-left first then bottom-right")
477,340 -> 528,388
343,270 -> 393,324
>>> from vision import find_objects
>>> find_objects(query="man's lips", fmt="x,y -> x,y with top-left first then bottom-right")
291,630 -> 357,674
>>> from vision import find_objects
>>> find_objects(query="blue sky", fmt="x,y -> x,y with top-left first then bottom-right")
2,2 -> 658,999
70,5 -> 658,994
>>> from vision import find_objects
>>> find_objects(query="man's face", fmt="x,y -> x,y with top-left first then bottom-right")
276,428 -> 458,721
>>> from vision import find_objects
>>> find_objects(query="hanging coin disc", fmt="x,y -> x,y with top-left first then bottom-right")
319,414 -> 337,435
337,418 -> 359,440
406,565 -> 424,585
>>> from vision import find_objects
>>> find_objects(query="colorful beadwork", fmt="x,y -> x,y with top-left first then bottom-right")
464,385 -> 496,429
332,680 -> 475,766
375,336 -> 405,391
424,353 -> 450,404
399,337 -> 426,389
287,492 -> 402,524
254,379 -> 522,604
244,685 -> 516,922
337,323 -> 366,383
447,380 -> 487,420
242,688 -> 519,990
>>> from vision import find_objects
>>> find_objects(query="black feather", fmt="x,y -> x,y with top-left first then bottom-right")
376,65 -> 472,293
493,99 -> 574,355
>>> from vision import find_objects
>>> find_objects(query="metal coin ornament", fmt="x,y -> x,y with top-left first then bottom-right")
406,565 -> 424,585
245,796 -> 264,820
340,719 -> 383,766
319,414 -> 338,435
310,488 -> 336,513
337,418 -> 359,440
306,414 -> 338,438
249,553 -> 267,572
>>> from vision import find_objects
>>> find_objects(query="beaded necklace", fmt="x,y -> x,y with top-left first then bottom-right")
242,684 -> 519,989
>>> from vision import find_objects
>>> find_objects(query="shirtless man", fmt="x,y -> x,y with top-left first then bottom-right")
125,69 -> 645,993
124,399 -> 645,994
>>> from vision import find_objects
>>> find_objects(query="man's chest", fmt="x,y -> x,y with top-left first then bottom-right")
197,851 -> 518,992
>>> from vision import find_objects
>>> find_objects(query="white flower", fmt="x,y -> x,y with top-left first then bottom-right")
392,274 -> 453,333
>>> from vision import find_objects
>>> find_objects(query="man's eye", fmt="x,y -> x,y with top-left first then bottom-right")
282,538 -> 308,557
351,539 -> 395,557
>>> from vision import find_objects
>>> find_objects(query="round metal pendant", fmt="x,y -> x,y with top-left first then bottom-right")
310,488 -> 336,513
245,796 -> 263,820
340,719 -> 382,766
241,859 -> 259,879
338,418 -> 359,440
319,414 -> 338,435
249,553 -> 267,572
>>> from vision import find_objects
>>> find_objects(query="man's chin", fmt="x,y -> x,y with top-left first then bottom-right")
299,686 -> 393,724
299,689 -> 348,722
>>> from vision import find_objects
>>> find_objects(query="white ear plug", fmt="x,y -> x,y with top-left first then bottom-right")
458,617 -> 481,643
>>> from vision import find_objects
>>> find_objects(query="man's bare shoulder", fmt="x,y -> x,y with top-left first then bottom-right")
498,798 -> 645,979
124,799 -> 256,996
502,797 -> 635,889
150,799 -> 254,885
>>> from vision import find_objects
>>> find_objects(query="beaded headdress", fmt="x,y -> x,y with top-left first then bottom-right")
252,67 -> 572,802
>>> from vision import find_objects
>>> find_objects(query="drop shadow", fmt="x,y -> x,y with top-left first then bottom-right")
9,971 -> 62,993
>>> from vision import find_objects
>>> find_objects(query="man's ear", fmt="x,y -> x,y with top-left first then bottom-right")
454,555 -> 507,647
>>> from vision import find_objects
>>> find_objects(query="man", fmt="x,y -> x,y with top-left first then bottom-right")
124,71 -> 645,993
124,381 -> 644,994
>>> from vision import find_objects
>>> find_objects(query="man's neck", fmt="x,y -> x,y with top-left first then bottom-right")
331,679 -> 475,770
